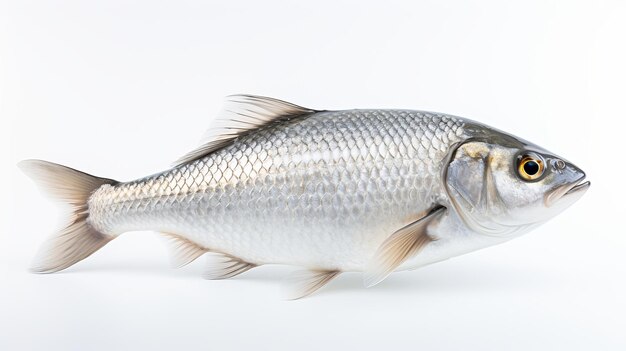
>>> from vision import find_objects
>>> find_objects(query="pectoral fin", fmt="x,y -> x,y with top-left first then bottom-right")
364,206 -> 446,287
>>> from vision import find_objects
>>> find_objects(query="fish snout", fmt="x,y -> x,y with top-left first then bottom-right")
544,160 -> 590,207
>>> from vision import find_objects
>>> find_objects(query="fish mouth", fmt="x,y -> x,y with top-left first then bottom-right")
545,176 -> 590,207
566,179 -> 591,196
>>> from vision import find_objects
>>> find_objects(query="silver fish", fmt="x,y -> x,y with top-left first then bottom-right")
19,95 -> 590,298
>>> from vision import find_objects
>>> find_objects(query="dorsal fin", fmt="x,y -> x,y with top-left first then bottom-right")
173,94 -> 318,166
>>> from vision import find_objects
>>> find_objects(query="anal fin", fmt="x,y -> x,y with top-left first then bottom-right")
283,269 -> 341,300
364,206 -> 446,287
162,233 -> 208,268
203,253 -> 257,280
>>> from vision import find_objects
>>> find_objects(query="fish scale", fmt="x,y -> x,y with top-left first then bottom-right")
88,109 -> 465,270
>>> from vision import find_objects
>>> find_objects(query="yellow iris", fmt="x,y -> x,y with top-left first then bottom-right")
518,155 -> 544,180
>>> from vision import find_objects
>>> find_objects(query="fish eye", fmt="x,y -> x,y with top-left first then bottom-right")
517,154 -> 544,181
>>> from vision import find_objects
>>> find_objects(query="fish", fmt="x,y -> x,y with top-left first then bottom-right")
19,94 -> 590,299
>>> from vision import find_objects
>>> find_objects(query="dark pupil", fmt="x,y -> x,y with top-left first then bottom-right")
523,160 -> 539,175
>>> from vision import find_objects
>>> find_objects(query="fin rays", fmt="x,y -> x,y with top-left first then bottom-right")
173,94 -> 317,166
203,253 -> 257,280
162,233 -> 208,268
283,270 -> 341,300
161,233 -> 258,279
364,206 -> 446,287
18,159 -> 117,273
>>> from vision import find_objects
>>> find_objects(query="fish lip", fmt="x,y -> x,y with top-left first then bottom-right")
565,179 -> 591,196
544,176 -> 590,207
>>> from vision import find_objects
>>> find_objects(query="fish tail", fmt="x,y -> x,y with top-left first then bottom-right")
18,159 -> 118,273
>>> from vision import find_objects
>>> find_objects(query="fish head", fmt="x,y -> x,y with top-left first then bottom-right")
443,133 -> 589,238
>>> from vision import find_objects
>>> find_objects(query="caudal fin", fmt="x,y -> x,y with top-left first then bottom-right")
18,160 -> 118,273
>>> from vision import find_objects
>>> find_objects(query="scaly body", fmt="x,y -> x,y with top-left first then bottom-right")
89,110 -> 470,271
20,95 -> 590,298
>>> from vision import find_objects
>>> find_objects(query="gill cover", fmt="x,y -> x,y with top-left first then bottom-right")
444,141 -> 520,237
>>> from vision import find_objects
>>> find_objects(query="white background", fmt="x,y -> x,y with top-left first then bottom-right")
1,1 -> 625,350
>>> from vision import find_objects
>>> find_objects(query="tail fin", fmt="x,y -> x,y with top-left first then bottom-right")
18,159 -> 118,273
